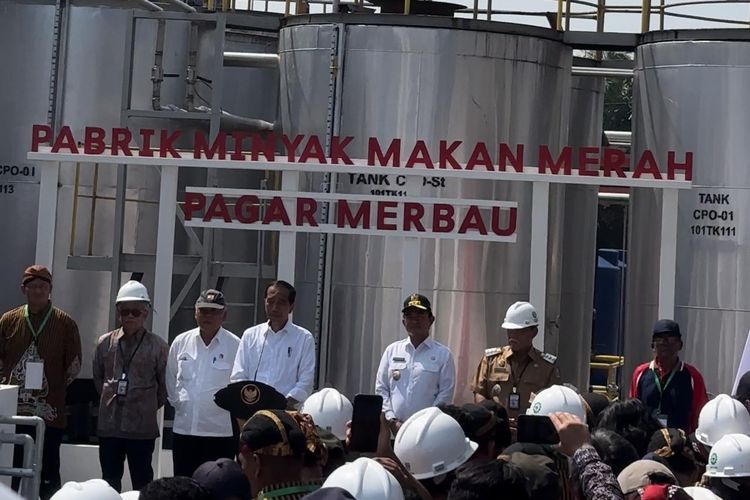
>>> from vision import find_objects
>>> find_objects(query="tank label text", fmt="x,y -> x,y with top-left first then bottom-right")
690,191 -> 737,240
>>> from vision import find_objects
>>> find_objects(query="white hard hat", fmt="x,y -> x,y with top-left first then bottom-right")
394,407 -> 478,480
120,492 -> 140,500
116,280 -> 150,304
322,457 -> 404,500
695,394 -> 750,447
51,479 -> 121,500
502,301 -> 539,330
682,486 -> 723,500
301,388 -> 353,440
705,433 -> 750,477
527,384 -> 587,423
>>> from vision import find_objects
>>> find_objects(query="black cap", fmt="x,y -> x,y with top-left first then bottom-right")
581,392 -> 610,426
735,370 -> 750,402
646,428 -> 696,475
504,442 -> 554,456
196,289 -> 226,309
477,400 -> 512,450
402,293 -> 432,314
240,409 -> 307,458
647,428 -> 689,457
214,381 -> 287,420
508,452 -> 560,500
652,319 -> 681,338
302,487 -> 355,500
192,458 -> 251,500
461,404 -> 496,443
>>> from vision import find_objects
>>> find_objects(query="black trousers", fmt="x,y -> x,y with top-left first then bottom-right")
99,437 -> 156,492
12,425 -> 64,500
172,433 -> 237,478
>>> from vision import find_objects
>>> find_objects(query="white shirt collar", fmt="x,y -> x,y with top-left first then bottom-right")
266,319 -> 291,335
188,327 -> 225,355
404,336 -> 433,351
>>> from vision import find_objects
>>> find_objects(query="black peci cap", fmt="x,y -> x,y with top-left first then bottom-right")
240,409 -> 308,458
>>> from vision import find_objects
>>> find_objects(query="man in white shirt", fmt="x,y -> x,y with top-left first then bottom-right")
231,280 -> 316,409
166,289 -> 240,477
375,293 -> 456,434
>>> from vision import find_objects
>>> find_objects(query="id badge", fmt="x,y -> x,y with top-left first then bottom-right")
25,361 -> 44,390
117,376 -> 129,397
657,413 -> 668,427
508,388 -> 521,410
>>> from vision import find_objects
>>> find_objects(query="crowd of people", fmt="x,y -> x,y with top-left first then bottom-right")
1,264 -> 750,499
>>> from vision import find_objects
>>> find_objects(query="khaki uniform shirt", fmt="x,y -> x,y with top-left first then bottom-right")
93,328 -> 168,439
471,346 -> 561,419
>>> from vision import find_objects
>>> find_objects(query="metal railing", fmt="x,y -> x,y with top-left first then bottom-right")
590,354 -> 625,401
0,416 -> 45,500
201,0 -> 750,31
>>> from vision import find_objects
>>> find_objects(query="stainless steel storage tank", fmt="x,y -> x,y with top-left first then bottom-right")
278,15 -> 597,399
626,30 -> 750,394
0,0 -> 56,315
557,61 -> 604,391
1,0 -> 280,378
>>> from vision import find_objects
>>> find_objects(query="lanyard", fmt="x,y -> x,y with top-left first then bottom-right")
117,330 -> 146,376
653,366 -> 678,395
259,485 -> 318,499
24,304 -> 53,343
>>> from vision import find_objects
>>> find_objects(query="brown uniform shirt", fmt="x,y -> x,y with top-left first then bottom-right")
471,345 -> 561,419
0,304 -> 81,429
93,328 -> 168,439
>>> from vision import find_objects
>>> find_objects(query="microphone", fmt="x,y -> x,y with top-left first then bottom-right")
253,331 -> 268,381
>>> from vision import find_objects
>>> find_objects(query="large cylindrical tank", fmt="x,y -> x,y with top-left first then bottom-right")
557,60 -> 604,390
0,0 -> 55,314
626,31 -> 750,394
1,0 -> 280,379
279,15 -> 590,399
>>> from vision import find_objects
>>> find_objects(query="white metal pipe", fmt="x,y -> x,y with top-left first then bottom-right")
277,171 -> 299,288
605,130 -> 632,146
401,177 -> 422,301
35,162 -> 60,269
530,181 -> 550,350
224,52 -> 280,68
598,192 -> 631,200
153,165 -> 178,477
132,0 -> 164,11
164,0 -> 198,12
572,66 -> 633,77
658,189 -> 679,319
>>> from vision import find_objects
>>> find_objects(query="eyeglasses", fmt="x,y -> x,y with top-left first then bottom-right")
197,308 -> 224,315
118,308 -> 145,318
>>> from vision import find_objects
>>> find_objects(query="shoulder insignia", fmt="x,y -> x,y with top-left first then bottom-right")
541,352 -> 557,364
484,347 -> 503,357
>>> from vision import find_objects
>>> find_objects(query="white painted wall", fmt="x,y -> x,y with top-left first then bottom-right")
60,445 -> 173,491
